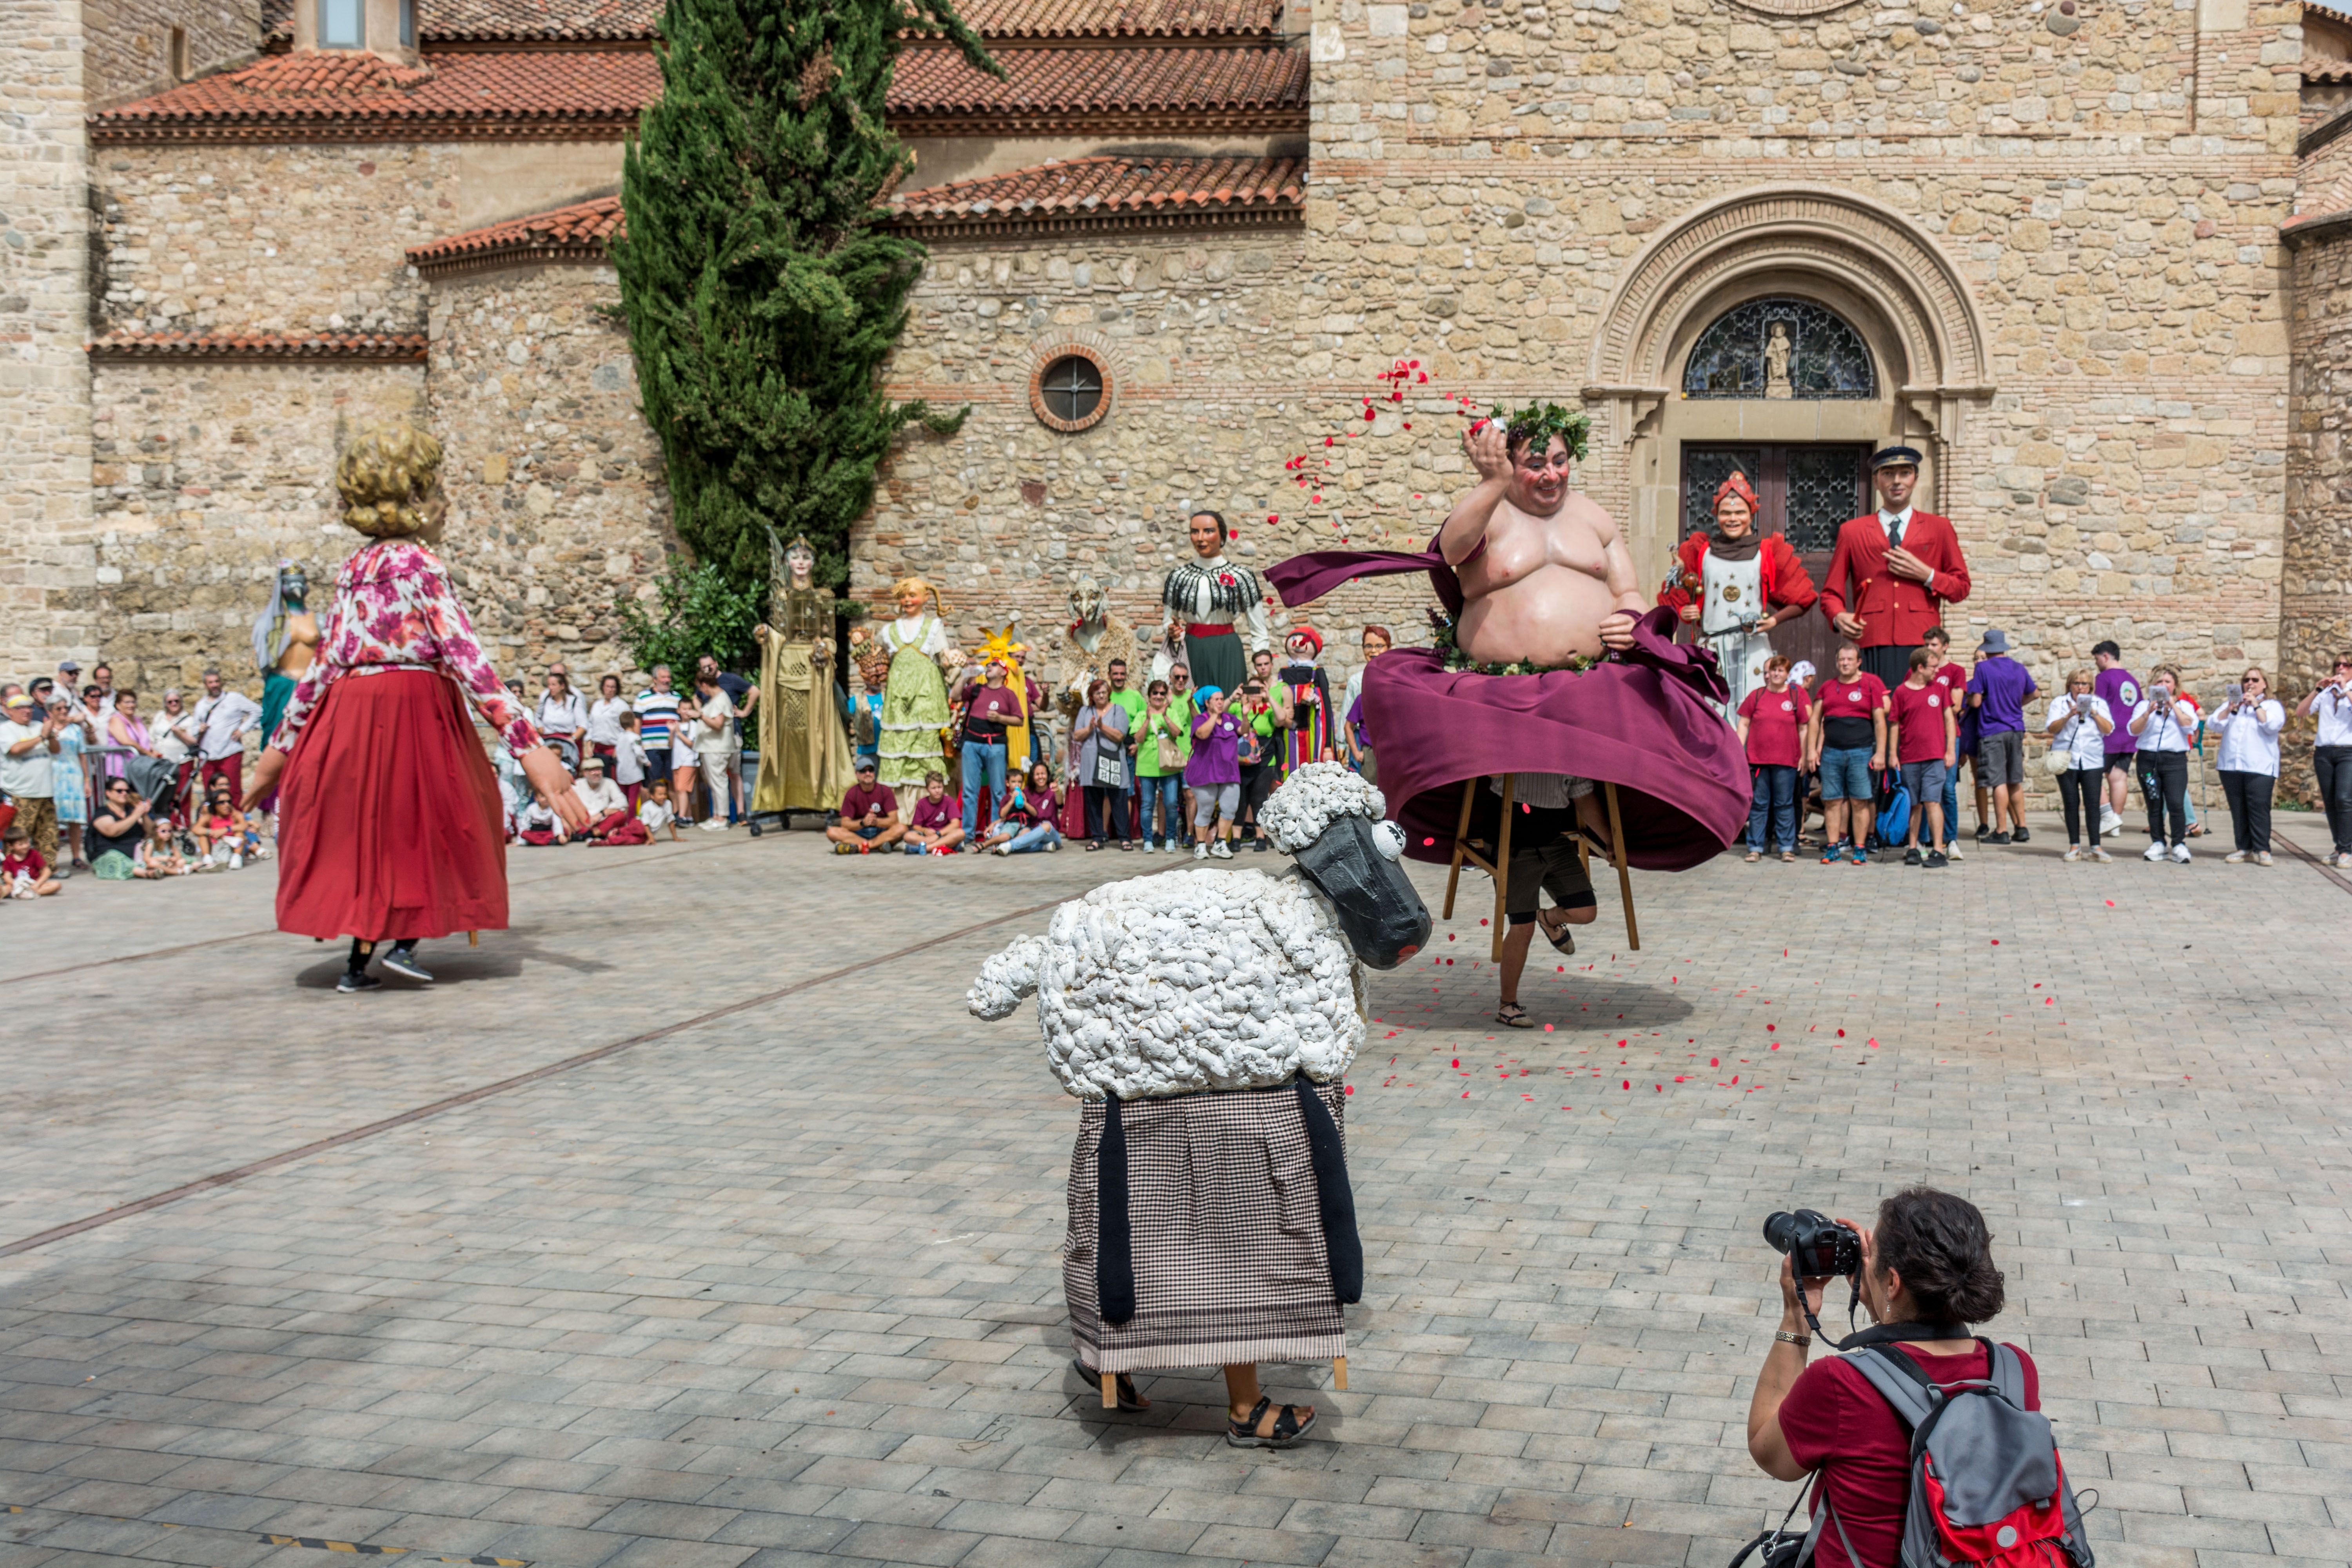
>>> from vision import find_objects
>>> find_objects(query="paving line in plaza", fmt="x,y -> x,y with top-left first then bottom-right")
3,1502 -> 527,1566
2273,822 -> 2352,892
7,829 -> 769,985
0,878 -> 1089,1261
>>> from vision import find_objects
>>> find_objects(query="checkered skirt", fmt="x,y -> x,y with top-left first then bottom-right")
1065,1081 -> 1348,1375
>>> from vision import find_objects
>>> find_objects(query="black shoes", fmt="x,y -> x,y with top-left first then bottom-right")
1903,846 -> 1923,866
380,947 -> 434,984
1926,850 -> 1949,868
2011,826 -> 2031,843
336,970 -> 382,993
1987,831 -> 2011,846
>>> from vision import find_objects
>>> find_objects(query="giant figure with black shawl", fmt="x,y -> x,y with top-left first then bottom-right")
969,765 -> 1428,1448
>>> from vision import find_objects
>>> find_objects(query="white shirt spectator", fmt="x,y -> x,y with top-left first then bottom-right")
2312,684 -> 2352,749
192,690 -> 261,761
691,688 -> 737,760
2212,697 -> 2286,776
1,715 -> 56,799
2044,693 -> 2112,769
637,795 -> 675,834
2128,693 -> 2196,753
153,706 -> 200,764
613,732 -> 650,787
535,689 -> 589,744
586,695 -> 631,748
572,773 -> 627,818
515,797 -> 564,840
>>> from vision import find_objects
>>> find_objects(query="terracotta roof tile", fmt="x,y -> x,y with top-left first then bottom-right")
2307,57 -> 2352,81
888,41 -> 1305,125
2308,0 -> 2352,27
90,48 -> 656,140
935,0 -> 1280,36
89,331 -> 429,362
425,0 -> 660,40
407,194 -> 624,273
893,153 -> 1301,230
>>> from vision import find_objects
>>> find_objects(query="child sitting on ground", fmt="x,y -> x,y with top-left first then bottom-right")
3,825 -> 60,897
196,786 -> 243,867
905,770 -> 966,855
637,777 -> 681,842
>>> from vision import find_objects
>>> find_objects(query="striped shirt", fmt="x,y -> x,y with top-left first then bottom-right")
633,686 -> 682,749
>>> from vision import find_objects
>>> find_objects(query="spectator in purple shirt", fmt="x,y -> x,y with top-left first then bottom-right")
1964,629 -> 2039,846
1187,686 -> 1243,860
2089,641 -> 2140,838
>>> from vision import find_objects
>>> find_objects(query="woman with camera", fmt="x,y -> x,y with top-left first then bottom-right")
1747,1188 -> 2034,1568
2211,666 -> 2286,866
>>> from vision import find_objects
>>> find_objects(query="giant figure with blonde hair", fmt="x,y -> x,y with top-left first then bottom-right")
245,423 -> 588,992
852,574 -> 959,795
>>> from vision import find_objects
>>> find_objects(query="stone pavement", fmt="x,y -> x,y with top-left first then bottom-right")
3,810 -> 2350,1568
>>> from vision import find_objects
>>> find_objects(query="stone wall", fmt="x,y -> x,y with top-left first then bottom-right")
0,0 -> 97,681
425,261 -> 675,684
85,358 -> 425,698
83,0 -> 262,111
857,223 -> 1423,664
2283,225 -> 2352,804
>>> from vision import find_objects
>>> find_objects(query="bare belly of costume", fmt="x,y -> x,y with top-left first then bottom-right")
1457,563 -> 1617,666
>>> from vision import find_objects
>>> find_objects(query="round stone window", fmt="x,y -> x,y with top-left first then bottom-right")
1031,350 -> 1111,433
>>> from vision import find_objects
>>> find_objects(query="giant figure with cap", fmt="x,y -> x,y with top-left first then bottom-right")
1818,445 -> 1972,690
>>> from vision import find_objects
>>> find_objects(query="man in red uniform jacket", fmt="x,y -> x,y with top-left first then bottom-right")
1818,445 -> 1971,690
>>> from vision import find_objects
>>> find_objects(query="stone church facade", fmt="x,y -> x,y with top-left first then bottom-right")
2,0 -> 2348,789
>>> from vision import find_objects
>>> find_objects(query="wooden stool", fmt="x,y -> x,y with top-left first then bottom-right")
1440,774 -> 1640,961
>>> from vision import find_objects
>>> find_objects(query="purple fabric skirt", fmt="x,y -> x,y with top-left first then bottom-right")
1362,630 -> 1749,873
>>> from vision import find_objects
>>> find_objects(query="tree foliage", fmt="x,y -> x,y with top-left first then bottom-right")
613,560 -> 764,677
614,0 -> 998,604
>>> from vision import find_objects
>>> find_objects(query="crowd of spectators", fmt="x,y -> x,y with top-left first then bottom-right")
8,627 -> 2350,898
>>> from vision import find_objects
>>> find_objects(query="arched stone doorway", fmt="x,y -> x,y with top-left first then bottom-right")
1581,185 -> 1994,662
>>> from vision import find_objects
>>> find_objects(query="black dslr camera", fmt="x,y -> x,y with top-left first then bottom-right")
1762,1209 -> 1860,1278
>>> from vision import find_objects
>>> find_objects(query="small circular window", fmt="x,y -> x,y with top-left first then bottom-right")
1031,350 -> 1111,433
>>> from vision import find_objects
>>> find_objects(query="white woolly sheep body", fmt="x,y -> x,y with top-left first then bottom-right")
1257,761 -> 1385,853
967,867 -> 1367,1101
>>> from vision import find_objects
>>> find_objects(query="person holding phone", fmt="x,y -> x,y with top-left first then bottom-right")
2301,653 -> 2352,867
2211,666 -> 2286,865
2043,668 -> 2115,861
1187,686 -> 1244,858
2127,665 -> 2197,861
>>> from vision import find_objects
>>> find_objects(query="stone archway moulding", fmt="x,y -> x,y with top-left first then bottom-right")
1581,183 -> 1995,456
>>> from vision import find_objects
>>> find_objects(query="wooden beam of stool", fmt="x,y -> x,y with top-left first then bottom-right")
1441,775 -> 1479,920
1602,780 -> 1638,951
1332,1356 -> 1348,1391
1489,773 -> 1515,962
1101,1371 -> 1117,1409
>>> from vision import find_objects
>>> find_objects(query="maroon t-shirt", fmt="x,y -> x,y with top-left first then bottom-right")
1737,684 -> 1809,768
911,793 -> 960,831
1817,672 -> 1888,751
1886,681 -> 1952,765
1778,1343 -> 2041,1568
841,781 -> 896,821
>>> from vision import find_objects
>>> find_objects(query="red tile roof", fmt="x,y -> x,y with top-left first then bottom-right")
88,331 -> 430,363
407,194 -> 624,274
2307,58 -> 2352,82
893,153 -> 1302,232
96,38 -> 1302,140
935,0 -> 1281,36
89,48 -> 656,142
888,42 -> 1305,130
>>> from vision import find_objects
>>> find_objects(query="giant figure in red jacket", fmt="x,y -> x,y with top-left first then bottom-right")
1817,445 -> 1972,689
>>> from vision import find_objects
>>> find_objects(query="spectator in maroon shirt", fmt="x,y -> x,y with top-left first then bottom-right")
1748,1189 -> 2031,1568
826,761 -> 905,854
904,771 -> 967,855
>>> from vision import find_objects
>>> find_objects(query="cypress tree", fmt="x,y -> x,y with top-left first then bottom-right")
614,0 -> 998,612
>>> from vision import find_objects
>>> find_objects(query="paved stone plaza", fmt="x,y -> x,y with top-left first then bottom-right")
4,812 -> 2350,1568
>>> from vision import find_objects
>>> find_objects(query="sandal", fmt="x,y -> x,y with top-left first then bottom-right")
1072,1358 -> 1149,1412
1085,840 -> 1103,851
1780,851 -> 1797,863
1743,850 -> 1762,864
1226,1396 -> 1316,1448
1495,1002 -> 1534,1029
1536,909 -> 1576,955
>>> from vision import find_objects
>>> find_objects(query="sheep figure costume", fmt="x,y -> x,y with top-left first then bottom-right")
970,766 -> 1431,1385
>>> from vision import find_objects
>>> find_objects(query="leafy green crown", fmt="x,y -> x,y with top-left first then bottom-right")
1491,401 -> 1592,463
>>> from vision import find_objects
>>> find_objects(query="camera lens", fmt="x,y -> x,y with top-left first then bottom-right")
1762,1212 -> 1799,1254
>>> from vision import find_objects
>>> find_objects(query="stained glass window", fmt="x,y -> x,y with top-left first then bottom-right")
1682,298 -> 1876,400
1783,447 -> 1864,552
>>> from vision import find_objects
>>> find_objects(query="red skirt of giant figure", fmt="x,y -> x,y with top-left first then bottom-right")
275,669 -> 510,942
1270,546 -> 1748,872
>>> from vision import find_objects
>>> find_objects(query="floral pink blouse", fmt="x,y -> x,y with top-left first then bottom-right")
269,539 -> 542,757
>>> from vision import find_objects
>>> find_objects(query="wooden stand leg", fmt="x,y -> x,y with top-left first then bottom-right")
468,930 -> 479,948
1603,781 -> 1639,951
1332,1356 -> 1348,1392
1490,774 -> 1515,962
1441,777 -> 1479,920
1101,1371 -> 1117,1409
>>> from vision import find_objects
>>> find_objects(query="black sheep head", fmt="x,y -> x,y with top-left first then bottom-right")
1291,813 -> 1432,971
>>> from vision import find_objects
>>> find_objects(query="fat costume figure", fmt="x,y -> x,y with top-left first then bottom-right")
1270,403 -> 1749,874
243,424 -> 588,992
969,765 -> 1430,1447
